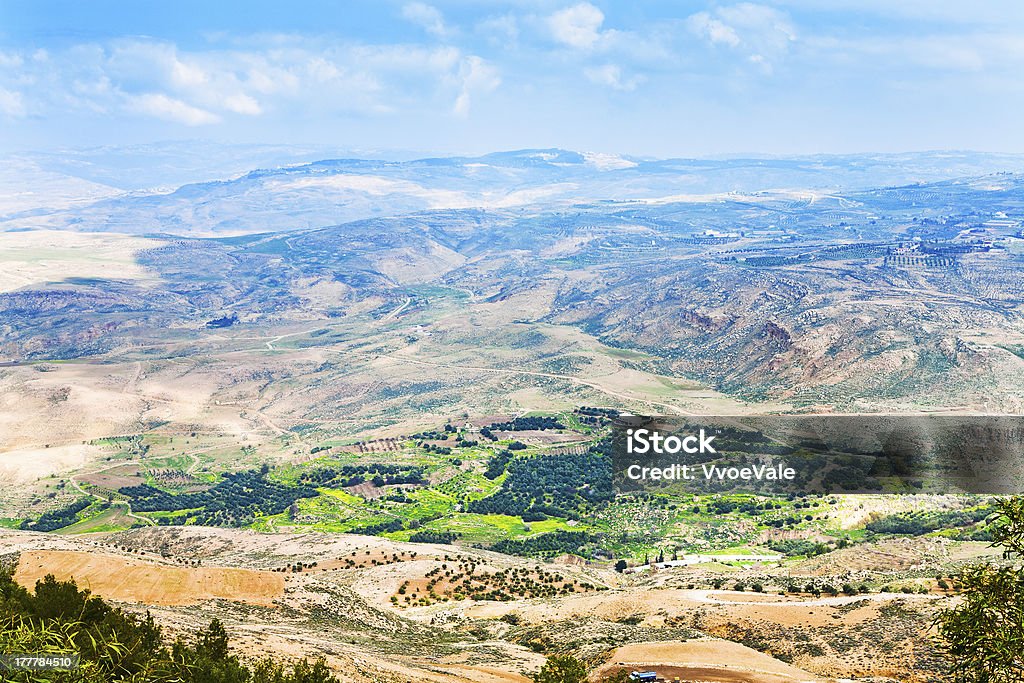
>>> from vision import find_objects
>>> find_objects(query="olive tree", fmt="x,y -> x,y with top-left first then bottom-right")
937,497 -> 1024,682
532,654 -> 588,683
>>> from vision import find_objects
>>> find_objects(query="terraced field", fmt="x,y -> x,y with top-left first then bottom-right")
14,549 -> 284,606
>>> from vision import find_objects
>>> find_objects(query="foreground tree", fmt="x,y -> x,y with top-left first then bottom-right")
532,654 -> 588,683
0,570 -> 337,683
937,496 -> 1024,682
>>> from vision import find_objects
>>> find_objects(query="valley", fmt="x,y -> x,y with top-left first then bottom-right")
2,148 -> 1024,682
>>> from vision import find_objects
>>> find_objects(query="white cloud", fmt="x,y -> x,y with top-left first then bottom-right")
223,92 -> 262,115
99,40 -> 266,118
687,3 -> 796,71
401,2 -> 448,38
718,3 -> 796,49
453,56 -> 500,117
0,51 -> 24,69
584,64 -> 643,91
0,37 -> 503,127
478,14 -> 519,47
128,93 -> 221,125
0,87 -> 26,117
687,13 -> 741,48
747,53 -> 773,75
547,3 -> 608,49
352,43 -> 461,73
170,59 -> 209,89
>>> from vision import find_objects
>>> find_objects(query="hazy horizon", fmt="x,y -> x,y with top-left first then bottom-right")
4,1 -> 1024,156
13,139 -> 1024,161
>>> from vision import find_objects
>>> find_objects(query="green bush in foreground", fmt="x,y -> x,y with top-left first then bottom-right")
532,655 -> 587,683
0,570 -> 337,683
937,496 -> 1024,682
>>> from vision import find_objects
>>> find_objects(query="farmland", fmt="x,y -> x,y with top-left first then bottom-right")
10,410 -> 1002,577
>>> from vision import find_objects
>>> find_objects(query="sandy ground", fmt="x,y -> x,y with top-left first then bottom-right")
14,549 -> 284,607
0,527 -> 954,682
0,230 -> 163,293
0,442 -> 109,484
0,360 -> 158,454
227,625 -> 539,683
597,640 -> 829,683
459,586 -> 939,630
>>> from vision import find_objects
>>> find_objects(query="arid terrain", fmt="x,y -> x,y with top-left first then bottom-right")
2,148 -> 1023,681
1,525 -> 994,682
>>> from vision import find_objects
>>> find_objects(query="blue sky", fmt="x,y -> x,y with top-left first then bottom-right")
2,1 -> 1024,156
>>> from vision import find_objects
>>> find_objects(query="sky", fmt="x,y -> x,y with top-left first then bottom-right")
2,0 -> 1024,157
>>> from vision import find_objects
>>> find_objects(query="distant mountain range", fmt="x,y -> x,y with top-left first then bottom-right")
2,154 -> 1023,412
6,145 -> 1024,236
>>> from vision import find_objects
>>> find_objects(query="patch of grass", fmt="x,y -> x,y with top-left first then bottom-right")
602,345 -> 654,360
56,505 -> 133,535
410,513 -> 578,544
997,344 -> 1024,360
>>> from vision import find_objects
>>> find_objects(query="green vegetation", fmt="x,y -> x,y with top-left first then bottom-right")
487,416 -> 565,431
766,539 -> 831,557
121,469 -> 317,527
492,530 -> 599,558
937,496 -> 1024,682
0,570 -> 337,682
407,530 -> 459,544
300,464 -> 426,488
394,557 -> 595,607
467,447 -> 613,520
483,449 -> 514,479
20,498 -> 94,532
57,505 -> 133,535
25,416 -> 1010,570
532,655 -> 587,683
867,506 -> 993,536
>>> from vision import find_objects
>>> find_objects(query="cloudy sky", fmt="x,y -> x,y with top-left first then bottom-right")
3,0 -> 1024,156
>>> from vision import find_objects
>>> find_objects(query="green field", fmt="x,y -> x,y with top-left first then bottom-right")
21,413 -> 1001,565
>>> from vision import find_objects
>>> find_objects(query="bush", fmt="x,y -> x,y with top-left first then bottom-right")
0,571 -> 338,683
532,655 -> 587,683
492,531 -> 598,558
21,498 -> 92,532
937,499 -> 1024,680
408,530 -> 459,544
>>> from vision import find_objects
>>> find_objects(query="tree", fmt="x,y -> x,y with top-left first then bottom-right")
197,618 -> 231,661
0,570 -> 339,683
533,654 -> 587,683
251,657 -> 337,683
937,496 -> 1024,682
